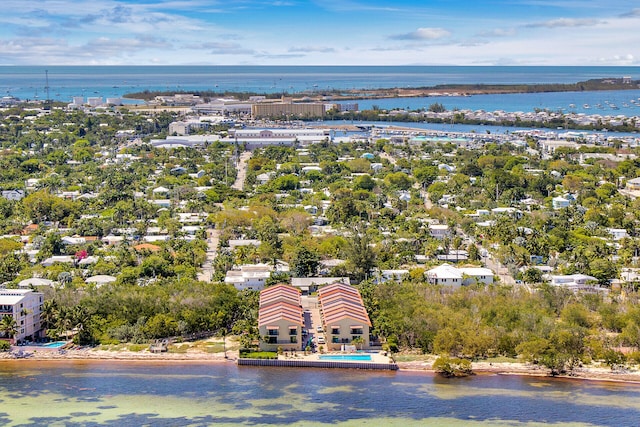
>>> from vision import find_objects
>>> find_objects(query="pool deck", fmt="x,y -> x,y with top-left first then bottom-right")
9,341 -> 73,357
238,352 -> 398,370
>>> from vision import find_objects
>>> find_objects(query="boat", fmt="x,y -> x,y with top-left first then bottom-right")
569,104 -> 576,108
610,104 -> 619,110
583,104 -> 590,109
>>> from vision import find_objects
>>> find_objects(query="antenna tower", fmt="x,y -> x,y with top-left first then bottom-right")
44,70 -> 51,108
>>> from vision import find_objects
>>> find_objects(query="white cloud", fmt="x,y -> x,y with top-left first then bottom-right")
597,54 -> 635,65
390,27 -> 451,41
476,28 -> 517,37
288,46 -> 336,53
196,42 -> 255,55
620,8 -> 640,17
525,18 -> 603,28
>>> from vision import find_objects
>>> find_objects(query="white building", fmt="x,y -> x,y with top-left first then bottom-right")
429,224 -> 450,240
0,289 -> 44,343
291,277 -> 350,294
224,264 -> 273,291
607,228 -> 629,241
552,196 -> 571,210
548,274 -> 604,293
1,190 -> 25,201
426,264 -> 494,288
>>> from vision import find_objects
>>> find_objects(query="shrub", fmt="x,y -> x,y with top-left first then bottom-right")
0,340 -> 10,352
433,356 -> 473,377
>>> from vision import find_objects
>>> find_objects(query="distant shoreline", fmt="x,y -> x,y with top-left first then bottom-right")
123,77 -> 640,102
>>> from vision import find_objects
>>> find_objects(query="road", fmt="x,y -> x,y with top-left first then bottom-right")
300,296 -> 323,350
482,252 -> 516,286
197,228 -> 221,282
232,151 -> 252,191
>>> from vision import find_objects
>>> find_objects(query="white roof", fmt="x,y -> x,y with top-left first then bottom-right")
0,289 -> 34,305
18,278 -> 54,288
459,267 -> 494,276
427,264 -> 462,279
86,275 -> 117,285
429,224 -> 449,230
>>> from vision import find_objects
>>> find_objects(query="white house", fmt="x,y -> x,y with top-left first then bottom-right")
626,177 -> 640,191
291,277 -> 350,294
607,228 -> 628,241
549,274 -> 602,292
0,289 -> 44,343
427,264 -> 494,288
429,224 -> 450,240
224,263 -> 273,291
552,196 -> 571,210
1,190 -> 25,201
426,264 -> 463,287
458,267 -> 495,285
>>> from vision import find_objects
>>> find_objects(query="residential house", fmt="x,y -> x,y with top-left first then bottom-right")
224,263 -> 273,291
552,196 -> 571,210
0,289 -> 43,343
291,277 -> 350,294
426,264 -> 494,288
607,228 -> 629,241
626,177 -> 640,191
258,284 -> 304,351
548,274 -> 603,293
318,283 -> 371,351
1,190 -> 25,201
429,224 -> 450,240
426,264 -> 463,287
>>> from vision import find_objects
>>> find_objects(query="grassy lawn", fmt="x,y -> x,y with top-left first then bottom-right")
239,351 -> 278,359
393,354 -> 434,363
481,356 -> 520,363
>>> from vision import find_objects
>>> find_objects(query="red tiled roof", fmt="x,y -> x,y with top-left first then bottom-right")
258,284 -> 303,328
318,283 -> 371,327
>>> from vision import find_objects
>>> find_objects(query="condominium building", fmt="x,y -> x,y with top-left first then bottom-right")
0,289 -> 44,343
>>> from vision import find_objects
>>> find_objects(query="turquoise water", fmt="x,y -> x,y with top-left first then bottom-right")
1,361 -> 640,426
319,354 -> 372,361
1,65 -> 639,114
338,89 -> 640,117
38,341 -> 67,348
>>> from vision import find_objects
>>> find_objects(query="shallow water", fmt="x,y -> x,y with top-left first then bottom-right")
1,361 -> 639,426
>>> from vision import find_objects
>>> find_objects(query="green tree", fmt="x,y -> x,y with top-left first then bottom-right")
344,224 -> 377,283
0,315 -> 18,342
291,246 -> 320,278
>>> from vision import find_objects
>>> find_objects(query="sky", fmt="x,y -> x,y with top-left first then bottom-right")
0,0 -> 639,66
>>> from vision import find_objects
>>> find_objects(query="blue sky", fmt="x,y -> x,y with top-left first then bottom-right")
0,0 -> 638,65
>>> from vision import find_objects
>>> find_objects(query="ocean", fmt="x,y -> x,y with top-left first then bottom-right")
1,361 -> 640,426
1,65 -> 640,114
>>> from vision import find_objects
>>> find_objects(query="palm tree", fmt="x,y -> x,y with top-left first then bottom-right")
40,300 -> 59,336
0,315 -> 18,343
352,336 -> 365,351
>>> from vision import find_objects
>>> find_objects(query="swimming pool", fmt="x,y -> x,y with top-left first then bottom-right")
318,354 -> 372,361
39,341 -> 67,349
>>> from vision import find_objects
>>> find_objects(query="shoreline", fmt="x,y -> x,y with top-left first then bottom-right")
4,348 -> 640,385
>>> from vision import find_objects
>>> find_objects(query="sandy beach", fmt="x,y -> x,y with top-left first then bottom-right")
397,358 -> 640,384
